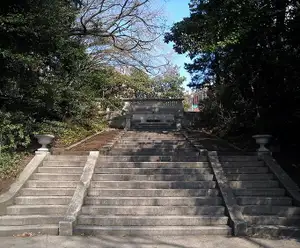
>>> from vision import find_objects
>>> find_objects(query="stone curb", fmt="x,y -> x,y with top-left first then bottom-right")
59,151 -> 99,236
262,154 -> 300,206
208,151 -> 247,236
0,153 -> 49,215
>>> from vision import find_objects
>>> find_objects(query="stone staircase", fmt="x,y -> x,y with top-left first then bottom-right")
0,155 -> 87,236
74,131 -> 231,236
219,154 -> 300,237
1,130 -> 300,238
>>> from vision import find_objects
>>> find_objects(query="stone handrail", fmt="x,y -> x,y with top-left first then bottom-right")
59,151 -> 99,236
262,154 -> 300,206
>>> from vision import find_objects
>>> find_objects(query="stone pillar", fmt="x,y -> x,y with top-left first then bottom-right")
125,114 -> 131,130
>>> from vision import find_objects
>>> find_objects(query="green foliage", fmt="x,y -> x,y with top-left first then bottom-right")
166,0 -> 300,150
0,111 -> 33,152
0,152 -> 25,179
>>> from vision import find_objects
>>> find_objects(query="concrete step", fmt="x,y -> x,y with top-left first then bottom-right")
227,174 -> 274,181
15,196 -> 72,205
248,225 -> 300,238
38,167 -> 83,174
97,156 -> 207,162
113,145 -> 193,149
84,196 -> 222,206
236,197 -> 292,206
0,215 -> 63,225
224,167 -> 268,174
0,224 -> 58,236
42,161 -> 85,167
245,216 -> 300,225
99,162 -> 210,168
90,181 -> 216,189
92,174 -> 214,181
54,150 -> 90,155
94,167 -> 212,175
45,155 -> 87,162
25,180 -> 78,188
31,173 -> 81,181
77,215 -> 228,226
7,205 -> 68,215
234,188 -> 285,196
87,189 -> 220,197
117,141 -> 187,145
241,206 -> 300,216
109,151 -> 200,156
219,156 -> 258,162
229,180 -> 279,188
74,225 -> 231,236
20,188 -> 75,196
221,161 -> 265,167
81,206 -> 226,215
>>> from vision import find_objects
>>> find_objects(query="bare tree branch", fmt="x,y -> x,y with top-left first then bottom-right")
72,0 -> 169,74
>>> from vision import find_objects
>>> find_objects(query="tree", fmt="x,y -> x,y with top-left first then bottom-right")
165,0 -> 300,149
152,65 -> 185,98
73,0 -> 170,73
0,0 -> 96,122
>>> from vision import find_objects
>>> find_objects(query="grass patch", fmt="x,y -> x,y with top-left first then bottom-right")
0,152 -> 27,179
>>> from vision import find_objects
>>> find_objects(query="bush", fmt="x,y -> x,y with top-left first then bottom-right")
0,152 -> 25,179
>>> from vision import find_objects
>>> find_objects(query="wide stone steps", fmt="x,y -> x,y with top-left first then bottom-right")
227,174 -> 274,181
20,188 -> 75,196
31,173 -> 81,181
0,215 -> 63,225
109,150 -> 199,156
223,167 -> 268,174
248,225 -> 300,238
221,154 -> 299,238
98,162 -> 210,168
244,216 -> 300,225
84,196 -> 223,206
97,156 -> 206,162
221,161 -> 265,167
219,156 -> 259,162
42,161 -> 86,167
87,189 -> 220,197
44,155 -> 87,162
92,174 -> 214,181
0,154 -> 88,236
77,215 -> 228,226
6,205 -> 68,215
74,225 -> 231,236
0,224 -> 58,237
113,145 -> 193,149
234,188 -> 285,196
81,206 -> 226,216
94,167 -> 212,174
15,196 -> 72,205
25,180 -> 78,188
241,206 -> 300,216
38,167 -> 83,174
236,197 -> 292,206
90,181 -> 216,189
229,180 -> 279,188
